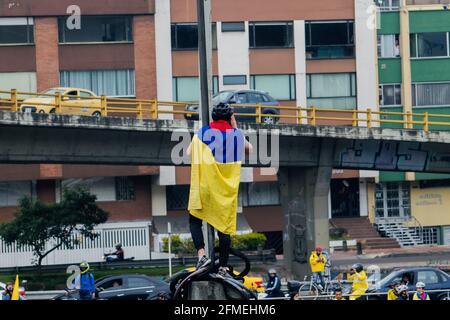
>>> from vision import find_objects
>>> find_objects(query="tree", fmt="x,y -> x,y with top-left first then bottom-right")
0,187 -> 109,273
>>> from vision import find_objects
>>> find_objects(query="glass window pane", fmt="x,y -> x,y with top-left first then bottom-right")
59,16 -> 132,43
223,75 -> 247,85
413,83 -> 450,106
0,25 -> 33,44
305,21 -> 354,59
0,181 -> 32,207
250,22 -> 293,48
222,22 -> 245,32
60,70 -> 135,97
251,74 -> 293,100
383,85 -> 396,105
172,23 -> 217,49
310,22 -> 349,45
308,73 -> 353,98
416,32 -> 447,58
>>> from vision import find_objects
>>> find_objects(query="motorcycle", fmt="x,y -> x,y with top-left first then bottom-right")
102,251 -> 135,263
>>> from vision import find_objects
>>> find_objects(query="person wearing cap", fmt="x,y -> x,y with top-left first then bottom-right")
309,245 -> 327,289
413,282 -> 430,300
387,281 -> 400,300
265,268 -> 283,298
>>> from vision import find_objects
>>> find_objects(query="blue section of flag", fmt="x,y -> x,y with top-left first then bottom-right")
198,126 -> 245,163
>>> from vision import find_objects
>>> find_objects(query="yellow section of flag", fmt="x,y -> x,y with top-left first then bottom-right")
11,274 -> 19,300
188,135 -> 241,235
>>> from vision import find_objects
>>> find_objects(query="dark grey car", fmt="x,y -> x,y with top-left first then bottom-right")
53,274 -> 170,300
366,267 -> 450,300
184,89 -> 280,124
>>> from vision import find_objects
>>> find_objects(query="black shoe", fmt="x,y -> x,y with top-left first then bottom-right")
216,266 -> 231,279
196,255 -> 211,270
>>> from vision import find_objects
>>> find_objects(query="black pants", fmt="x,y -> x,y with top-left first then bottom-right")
189,214 -> 231,267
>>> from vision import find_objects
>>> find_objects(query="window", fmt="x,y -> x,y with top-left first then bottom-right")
223,75 -> 247,86
0,18 -> 34,45
59,16 -> 132,43
99,278 -> 123,291
306,73 -> 356,109
166,185 -> 189,210
378,34 -> 400,58
0,72 -> 36,98
376,0 -> 400,11
250,74 -> 296,100
0,181 -> 33,207
249,22 -> 293,48
239,182 -> 280,207
412,82 -> 450,107
171,23 -> 217,50
375,182 -> 411,219
61,178 -> 116,202
127,277 -> 153,288
172,76 -> 219,102
222,22 -> 245,32
115,177 -> 135,201
417,270 -> 440,284
379,84 -> 402,106
60,70 -> 135,97
410,32 -> 448,58
305,21 -> 354,59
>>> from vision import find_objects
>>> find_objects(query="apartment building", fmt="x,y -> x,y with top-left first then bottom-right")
373,0 -> 450,245
0,0 -> 397,265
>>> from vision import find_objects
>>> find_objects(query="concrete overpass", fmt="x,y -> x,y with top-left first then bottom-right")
1,110 -> 450,277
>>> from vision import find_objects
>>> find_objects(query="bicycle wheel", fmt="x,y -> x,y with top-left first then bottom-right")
297,283 -> 319,300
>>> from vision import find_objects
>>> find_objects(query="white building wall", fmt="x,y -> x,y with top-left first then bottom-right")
294,20 -> 307,124
216,21 -> 250,91
359,179 -> 369,217
155,0 -> 173,119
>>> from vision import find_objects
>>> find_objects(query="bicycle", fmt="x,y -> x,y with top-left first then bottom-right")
295,275 -> 342,300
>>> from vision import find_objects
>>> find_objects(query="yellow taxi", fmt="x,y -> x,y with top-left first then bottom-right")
20,87 -> 102,116
172,267 -> 265,293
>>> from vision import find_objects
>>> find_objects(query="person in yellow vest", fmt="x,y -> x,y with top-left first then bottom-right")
387,281 -> 400,300
349,263 -> 368,300
413,282 -> 431,300
309,245 -> 327,289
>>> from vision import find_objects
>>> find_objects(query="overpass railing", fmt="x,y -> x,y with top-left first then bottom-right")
1,89 -> 450,132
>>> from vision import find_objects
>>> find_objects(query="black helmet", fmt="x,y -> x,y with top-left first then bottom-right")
115,243 -> 122,249
212,103 -> 233,121
351,263 -> 364,273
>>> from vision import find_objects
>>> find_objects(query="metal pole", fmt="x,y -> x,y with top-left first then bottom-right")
197,0 -> 215,260
168,222 -> 172,278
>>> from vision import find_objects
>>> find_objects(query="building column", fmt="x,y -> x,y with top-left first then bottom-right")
133,15 -> 157,100
34,18 -> 59,92
278,139 -> 334,278
293,20 -> 307,124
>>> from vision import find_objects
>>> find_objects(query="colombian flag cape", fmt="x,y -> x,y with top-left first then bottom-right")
188,123 -> 244,235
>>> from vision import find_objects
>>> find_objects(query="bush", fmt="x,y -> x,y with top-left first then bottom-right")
162,235 -> 195,255
162,232 -> 267,255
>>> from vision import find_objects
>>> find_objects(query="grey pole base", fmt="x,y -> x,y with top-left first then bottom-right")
188,281 -> 227,300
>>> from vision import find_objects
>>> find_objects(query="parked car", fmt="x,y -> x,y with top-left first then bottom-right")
366,267 -> 450,300
20,87 -> 102,117
184,89 -> 280,124
168,267 -> 265,293
53,274 -> 170,300
0,281 -> 26,299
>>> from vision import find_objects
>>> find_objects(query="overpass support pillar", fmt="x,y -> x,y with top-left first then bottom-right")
278,139 -> 334,279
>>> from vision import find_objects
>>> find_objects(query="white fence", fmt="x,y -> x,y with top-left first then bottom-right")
0,221 -> 152,268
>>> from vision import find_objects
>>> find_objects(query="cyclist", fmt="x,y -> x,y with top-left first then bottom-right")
333,287 -> 346,301
413,282 -> 430,300
309,245 -> 327,289
396,284 -> 410,300
265,269 -> 283,298
348,263 -> 368,300
387,281 -> 400,300
74,261 -> 96,300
